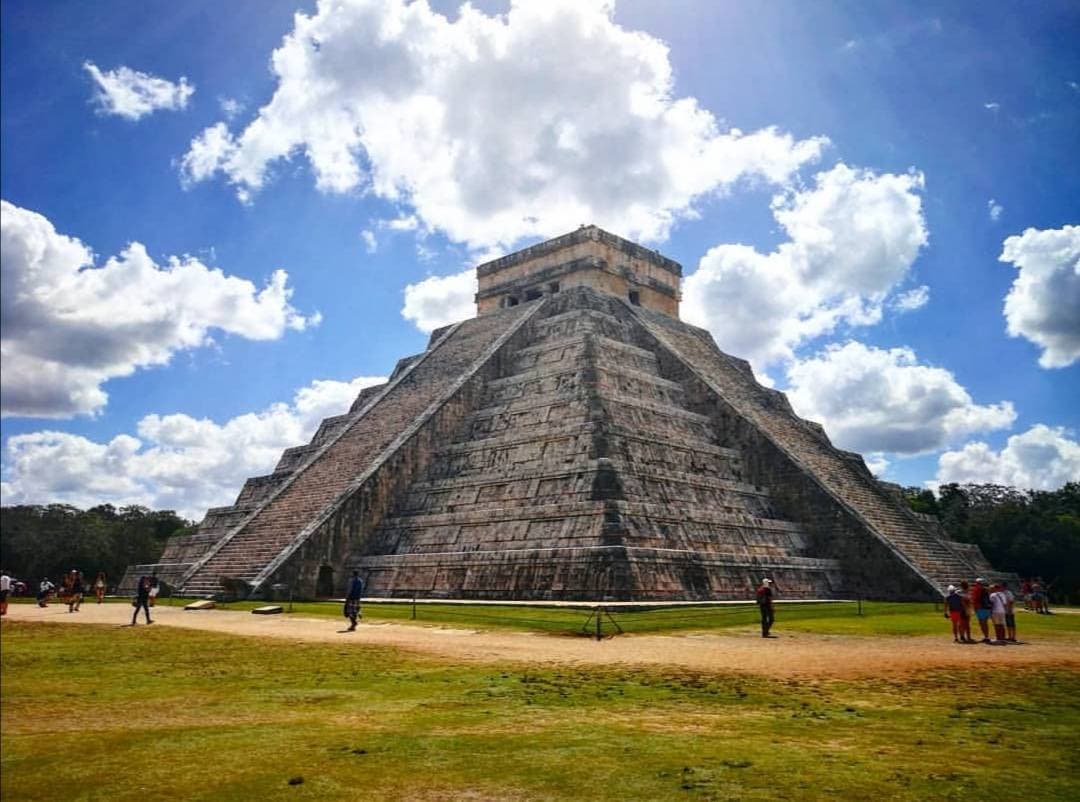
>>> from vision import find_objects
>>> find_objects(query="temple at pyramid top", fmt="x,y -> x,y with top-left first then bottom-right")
475,224 -> 682,318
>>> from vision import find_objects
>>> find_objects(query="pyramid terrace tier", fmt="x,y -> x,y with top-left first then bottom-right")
364,498 -> 816,558
355,545 -> 844,601
395,460 -> 776,518
431,422 -> 743,481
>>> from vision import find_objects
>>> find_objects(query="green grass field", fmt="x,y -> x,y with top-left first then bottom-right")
3,618 -> 1079,801
56,595 -> 1079,638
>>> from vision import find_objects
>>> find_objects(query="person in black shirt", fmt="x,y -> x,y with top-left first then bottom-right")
131,575 -> 153,625
755,578 -> 776,638
344,571 -> 364,631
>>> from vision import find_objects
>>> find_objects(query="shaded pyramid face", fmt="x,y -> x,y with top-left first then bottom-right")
356,291 -> 847,600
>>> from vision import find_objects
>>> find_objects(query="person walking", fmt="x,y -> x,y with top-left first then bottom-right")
344,571 -> 364,631
0,569 -> 11,616
68,569 -> 84,613
755,578 -> 776,638
94,572 -> 107,604
131,575 -> 153,625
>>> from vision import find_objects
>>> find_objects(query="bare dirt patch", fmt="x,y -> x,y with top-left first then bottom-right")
7,603 -> 1079,679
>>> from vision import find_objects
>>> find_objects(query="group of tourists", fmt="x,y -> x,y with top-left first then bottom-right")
944,578 -> 1019,644
1019,578 -> 1052,614
25,569 -> 108,610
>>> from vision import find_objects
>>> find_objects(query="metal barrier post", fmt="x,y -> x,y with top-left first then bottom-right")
412,597 -> 417,620
857,597 -> 863,617
596,606 -> 603,640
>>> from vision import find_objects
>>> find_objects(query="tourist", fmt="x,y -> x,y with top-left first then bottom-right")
60,570 -> 74,607
37,577 -> 55,607
344,571 -> 364,631
94,572 -> 107,604
971,578 -> 993,643
148,575 -> 160,607
989,583 -> 1009,643
67,569 -> 84,613
958,580 -> 974,643
1031,578 -> 1050,614
1020,578 -> 1033,611
1001,580 -> 1018,643
944,585 -> 968,643
0,569 -> 10,616
131,575 -> 153,625
755,577 -> 776,638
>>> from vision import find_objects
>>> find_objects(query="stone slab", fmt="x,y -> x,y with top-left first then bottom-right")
184,600 -> 215,610
251,605 -> 284,615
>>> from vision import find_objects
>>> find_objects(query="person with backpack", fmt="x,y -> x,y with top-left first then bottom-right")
343,571 -> 364,631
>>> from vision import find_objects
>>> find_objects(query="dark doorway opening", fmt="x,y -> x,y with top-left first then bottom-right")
316,565 -> 335,597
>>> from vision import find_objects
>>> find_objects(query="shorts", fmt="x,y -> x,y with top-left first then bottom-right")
976,609 -> 992,622
0,590 -> 9,602
991,612 -> 1006,626
949,611 -> 964,624
1005,614 -> 1016,629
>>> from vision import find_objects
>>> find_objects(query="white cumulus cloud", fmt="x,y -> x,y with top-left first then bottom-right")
84,62 -> 194,120
933,425 -> 1080,491
1,200 -> 319,418
999,224 -> 1080,368
179,0 -> 826,249
785,341 -> 1016,455
682,163 -> 928,371
892,285 -> 930,312
0,376 -> 385,519
987,199 -> 1003,221
402,269 -> 477,332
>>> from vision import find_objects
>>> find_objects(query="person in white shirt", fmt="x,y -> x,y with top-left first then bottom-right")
37,578 -> 55,607
1001,580 -> 1017,643
0,570 -> 11,616
989,584 -> 1009,643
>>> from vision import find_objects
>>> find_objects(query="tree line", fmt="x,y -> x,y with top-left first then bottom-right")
903,482 -> 1080,603
0,504 -> 193,589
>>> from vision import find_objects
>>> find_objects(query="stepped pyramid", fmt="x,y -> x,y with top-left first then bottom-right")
127,226 -> 1003,601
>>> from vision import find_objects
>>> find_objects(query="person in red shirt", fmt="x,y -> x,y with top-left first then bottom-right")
755,578 -> 777,638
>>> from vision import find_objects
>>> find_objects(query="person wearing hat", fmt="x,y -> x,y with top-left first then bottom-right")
755,578 -> 777,638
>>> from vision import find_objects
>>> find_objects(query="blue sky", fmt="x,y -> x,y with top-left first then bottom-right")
1,0 -> 1077,519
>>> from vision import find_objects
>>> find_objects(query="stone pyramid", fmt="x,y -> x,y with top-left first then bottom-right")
129,226 -> 1001,601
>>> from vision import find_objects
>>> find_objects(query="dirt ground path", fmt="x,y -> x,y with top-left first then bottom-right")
7,603 -> 1080,679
